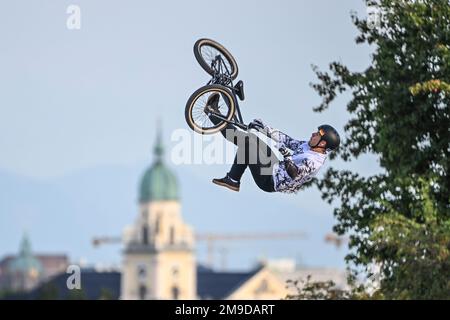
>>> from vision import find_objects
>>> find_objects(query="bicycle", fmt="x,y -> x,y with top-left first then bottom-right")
185,38 -> 249,134
185,38 -> 291,160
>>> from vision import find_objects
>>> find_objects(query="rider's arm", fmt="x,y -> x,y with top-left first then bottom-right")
284,158 -> 316,181
254,119 -> 304,150
271,130 -> 304,150
284,158 -> 299,179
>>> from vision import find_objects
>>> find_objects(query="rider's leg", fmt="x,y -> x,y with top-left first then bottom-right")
247,140 -> 278,192
227,136 -> 251,182
207,93 -> 277,192
219,134 -> 278,192
206,93 -> 246,147
212,134 -> 253,192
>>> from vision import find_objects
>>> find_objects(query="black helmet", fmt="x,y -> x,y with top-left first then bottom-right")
318,125 -> 340,151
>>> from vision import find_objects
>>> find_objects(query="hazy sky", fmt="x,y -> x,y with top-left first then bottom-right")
0,0 -> 375,178
0,0 -> 380,270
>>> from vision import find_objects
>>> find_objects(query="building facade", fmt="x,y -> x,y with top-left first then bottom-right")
120,132 -> 196,300
0,234 -> 68,293
2,130 -> 348,300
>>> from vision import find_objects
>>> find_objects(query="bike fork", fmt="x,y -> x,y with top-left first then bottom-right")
234,99 -> 244,125
208,112 -> 248,130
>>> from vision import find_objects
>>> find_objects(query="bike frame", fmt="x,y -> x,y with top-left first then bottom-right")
204,55 -> 291,141
197,52 -> 289,160
206,55 -> 247,131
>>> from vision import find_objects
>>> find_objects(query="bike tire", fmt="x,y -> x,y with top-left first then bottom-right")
193,39 -> 239,80
185,84 -> 236,135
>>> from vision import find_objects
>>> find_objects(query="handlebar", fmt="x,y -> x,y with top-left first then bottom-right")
246,127 -> 292,159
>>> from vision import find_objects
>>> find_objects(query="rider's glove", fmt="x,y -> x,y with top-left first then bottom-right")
284,158 -> 299,179
247,119 -> 265,131
279,147 -> 298,179
279,146 -> 291,158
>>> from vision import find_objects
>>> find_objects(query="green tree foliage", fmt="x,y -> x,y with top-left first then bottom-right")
311,0 -> 450,299
0,289 -> 18,300
98,288 -> 114,300
285,276 -> 351,300
67,288 -> 87,300
37,283 -> 59,300
284,275 -> 386,300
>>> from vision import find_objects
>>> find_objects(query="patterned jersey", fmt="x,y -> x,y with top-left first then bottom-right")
260,121 -> 327,194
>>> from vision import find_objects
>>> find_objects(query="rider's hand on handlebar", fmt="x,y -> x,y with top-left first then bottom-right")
279,146 -> 291,158
247,119 -> 265,131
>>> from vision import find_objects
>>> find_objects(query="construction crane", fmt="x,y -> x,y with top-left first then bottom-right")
92,236 -> 121,247
196,231 -> 307,269
92,231 -> 307,269
324,232 -> 349,248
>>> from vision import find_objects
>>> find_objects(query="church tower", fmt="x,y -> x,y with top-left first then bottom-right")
121,130 -> 196,300
7,234 -> 43,292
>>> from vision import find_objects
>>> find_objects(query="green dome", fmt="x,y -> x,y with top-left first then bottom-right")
139,130 -> 179,203
8,234 -> 43,274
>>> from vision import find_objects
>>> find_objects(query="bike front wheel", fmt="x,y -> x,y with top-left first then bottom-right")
185,84 -> 236,135
193,39 -> 239,80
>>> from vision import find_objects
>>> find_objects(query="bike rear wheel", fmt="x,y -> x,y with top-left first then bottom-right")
185,84 -> 236,134
193,39 -> 239,80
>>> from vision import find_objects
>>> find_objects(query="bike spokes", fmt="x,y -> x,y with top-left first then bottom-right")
190,91 -> 231,130
200,45 -> 233,77
187,39 -> 239,134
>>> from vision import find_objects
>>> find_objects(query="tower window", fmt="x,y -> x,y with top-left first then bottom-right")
137,265 -> 147,280
142,226 -> 149,245
172,286 -> 180,300
139,285 -> 147,300
155,214 -> 161,234
169,226 -> 175,245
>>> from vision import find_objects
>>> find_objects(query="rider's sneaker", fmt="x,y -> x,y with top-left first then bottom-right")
204,93 -> 220,114
212,174 -> 240,192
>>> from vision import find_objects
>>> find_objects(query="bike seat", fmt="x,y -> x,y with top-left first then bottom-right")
234,80 -> 245,101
